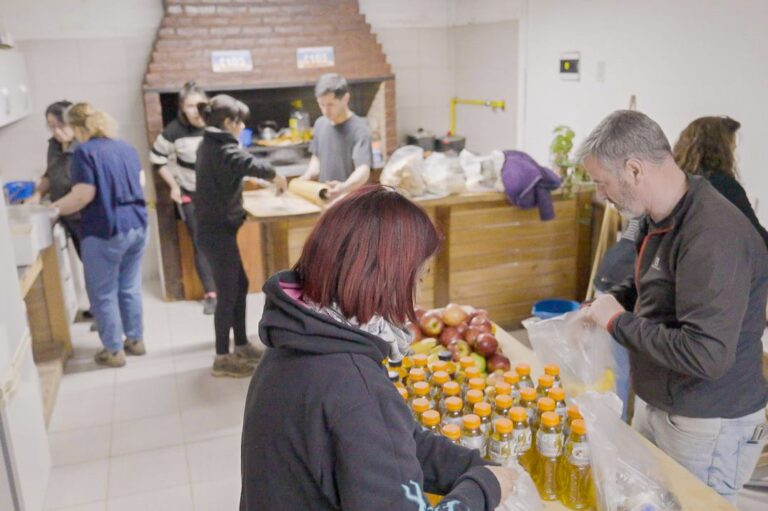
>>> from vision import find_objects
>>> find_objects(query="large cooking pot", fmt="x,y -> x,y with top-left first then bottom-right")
257,121 -> 279,141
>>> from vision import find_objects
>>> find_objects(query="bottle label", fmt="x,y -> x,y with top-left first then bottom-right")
526,407 -> 536,424
488,437 -> 512,463
536,432 -> 562,458
568,442 -> 590,466
442,416 -> 463,429
512,428 -> 532,454
461,434 -> 485,452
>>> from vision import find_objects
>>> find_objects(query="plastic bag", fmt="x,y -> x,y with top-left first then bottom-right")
422,153 -> 466,195
460,149 -> 505,192
495,460 -> 543,511
523,311 -> 617,397
575,392 -> 682,511
380,145 -> 426,197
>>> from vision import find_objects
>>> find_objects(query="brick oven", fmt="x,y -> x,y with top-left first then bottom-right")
143,0 -> 396,300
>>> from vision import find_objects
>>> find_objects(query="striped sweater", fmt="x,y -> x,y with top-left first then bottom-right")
149,118 -> 204,193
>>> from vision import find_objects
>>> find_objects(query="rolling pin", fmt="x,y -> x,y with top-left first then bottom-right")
288,179 -> 330,206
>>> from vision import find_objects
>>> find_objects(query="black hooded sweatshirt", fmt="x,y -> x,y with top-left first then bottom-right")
240,272 -> 501,511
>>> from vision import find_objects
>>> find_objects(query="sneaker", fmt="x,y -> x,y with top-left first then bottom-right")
124,339 -> 146,356
203,295 -> 217,315
211,354 -> 255,378
234,342 -> 263,363
94,349 -> 126,368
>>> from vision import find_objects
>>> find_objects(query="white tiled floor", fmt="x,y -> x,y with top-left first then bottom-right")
43,282 -> 264,511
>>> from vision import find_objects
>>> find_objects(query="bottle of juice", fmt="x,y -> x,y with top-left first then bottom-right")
536,374 -> 555,401
411,397 -> 431,424
503,371 -> 521,404
402,355 -> 414,376
431,360 -> 448,377
548,387 -> 567,427
494,381 -> 512,398
463,366 -> 483,397
443,396 -> 464,428
492,394 -> 513,422
398,386 -> 409,402
440,381 -> 461,415
516,363 -> 534,389
557,419 -> 593,510
442,423 -> 461,445
544,364 -> 562,388
388,358 -> 407,385
519,387 -> 538,426
412,381 -> 432,408
464,389 -> 485,415
468,377 -> 487,397
407,368 -> 426,396
510,407 -> 534,473
430,370 -> 450,405
487,418 -> 514,464
412,354 -> 431,381
533,397 -> 556,436
439,351 -> 457,379
564,405 -> 583,438
534,412 -> 563,501
421,409 -> 442,434
473,401 -> 493,437
455,356 -> 475,383
388,370 -> 400,386
460,414 -> 485,453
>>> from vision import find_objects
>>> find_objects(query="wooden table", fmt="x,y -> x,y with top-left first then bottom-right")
494,327 -> 736,511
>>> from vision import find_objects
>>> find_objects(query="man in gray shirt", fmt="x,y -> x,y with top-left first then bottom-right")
299,74 -> 372,200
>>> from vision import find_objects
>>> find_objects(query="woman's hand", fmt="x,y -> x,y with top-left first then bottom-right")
485,465 -> 519,504
24,192 -> 42,205
169,185 -> 182,204
273,174 -> 287,196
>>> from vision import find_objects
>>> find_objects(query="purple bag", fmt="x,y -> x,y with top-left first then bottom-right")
501,150 -> 562,221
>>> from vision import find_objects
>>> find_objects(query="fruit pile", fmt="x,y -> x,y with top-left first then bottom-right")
408,303 -> 511,374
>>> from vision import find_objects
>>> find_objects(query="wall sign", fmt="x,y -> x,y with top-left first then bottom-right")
560,52 -> 580,81
296,46 -> 335,69
211,50 -> 253,73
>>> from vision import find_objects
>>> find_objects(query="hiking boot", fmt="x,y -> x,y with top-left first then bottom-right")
94,348 -> 126,368
233,342 -> 263,363
203,295 -> 217,315
211,354 -> 254,378
124,339 -> 146,356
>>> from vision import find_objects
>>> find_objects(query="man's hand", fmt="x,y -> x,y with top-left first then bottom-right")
169,185 -> 182,204
273,174 -> 287,196
585,294 -> 625,330
325,180 -> 345,200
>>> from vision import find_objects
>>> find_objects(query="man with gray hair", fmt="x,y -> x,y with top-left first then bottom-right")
581,110 -> 768,502
298,73 -> 372,200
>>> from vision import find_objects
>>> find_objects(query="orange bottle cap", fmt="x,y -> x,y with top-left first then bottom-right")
432,361 -> 448,374
548,387 -> 565,401
494,394 -> 513,409
544,364 -> 560,376
474,401 -> 492,417
409,368 -> 425,382
442,423 -> 461,440
398,387 -> 408,400
421,409 -> 441,427
413,381 -> 430,396
516,363 -> 531,376
468,377 -> 486,391
571,419 -> 587,435
509,406 -> 527,422
520,387 -> 536,402
567,405 -> 582,420
538,374 -> 554,388
460,356 -> 475,369
412,398 -> 431,413
494,382 -> 512,396
541,411 -> 560,427
465,366 -> 482,379
503,371 -> 520,385
465,389 -> 484,405
462,414 -> 481,429
402,357 -> 413,369
537,397 -> 555,412
494,418 -> 513,434
446,396 -> 464,412
412,354 -> 428,367
442,381 -> 460,396
431,371 -> 449,385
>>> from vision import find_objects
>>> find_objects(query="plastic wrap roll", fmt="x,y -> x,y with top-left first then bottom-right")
288,179 -> 330,206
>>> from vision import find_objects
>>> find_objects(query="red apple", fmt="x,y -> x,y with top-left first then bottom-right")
447,340 -> 471,361
469,308 -> 489,321
442,303 -> 469,327
475,333 -> 498,357
463,326 -> 481,347
486,353 -> 511,373
469,316 -> 493,334
439,326 -> 461,347
406,322 -> 422,343
415,307 -> 426,321
419,311 -> 444,337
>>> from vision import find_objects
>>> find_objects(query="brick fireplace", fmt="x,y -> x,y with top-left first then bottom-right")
143,0 -> 396,300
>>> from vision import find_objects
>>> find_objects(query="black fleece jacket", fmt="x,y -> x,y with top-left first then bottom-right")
240,272 -> 501,511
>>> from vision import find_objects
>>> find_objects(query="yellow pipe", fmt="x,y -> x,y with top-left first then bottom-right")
449,97 -> 506,135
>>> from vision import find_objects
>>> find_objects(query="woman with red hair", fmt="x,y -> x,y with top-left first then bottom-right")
241,185 -> 516,510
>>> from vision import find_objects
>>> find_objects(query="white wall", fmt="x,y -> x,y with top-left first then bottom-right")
519,0 -> 768,223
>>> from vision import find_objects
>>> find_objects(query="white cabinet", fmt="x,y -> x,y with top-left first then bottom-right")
0,48 -> 32,128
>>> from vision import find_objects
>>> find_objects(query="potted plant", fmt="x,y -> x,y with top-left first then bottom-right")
549,125 -> 589,196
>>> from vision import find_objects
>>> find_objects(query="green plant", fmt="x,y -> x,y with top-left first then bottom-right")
549,125 -> 590,196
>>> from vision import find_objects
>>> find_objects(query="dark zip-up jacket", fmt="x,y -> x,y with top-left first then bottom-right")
240,271 -> 501,511
608,175 -> 768,418
195,128 -> 275,226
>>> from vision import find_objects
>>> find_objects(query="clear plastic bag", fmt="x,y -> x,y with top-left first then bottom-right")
380,145 -> 426,197
459,149 -> 505,192
523,311 -> 617,397
495,460 -> 543,511
574,393 -> 682,511
423,153 -> 466,195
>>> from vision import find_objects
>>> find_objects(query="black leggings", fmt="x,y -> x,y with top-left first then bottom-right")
197,222 -> 249,355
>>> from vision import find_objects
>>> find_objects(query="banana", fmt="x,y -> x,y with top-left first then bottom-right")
410,338 -> 438,355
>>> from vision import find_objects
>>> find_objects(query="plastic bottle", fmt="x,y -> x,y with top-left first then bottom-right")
557,419 -> 593,510
564,405 -> 583,438
468,377 -> 487,396
442,423 -> 461,444
487,418 -> 514,464
398,387 -> 409,402
520,387 -> 538,426
493,394 -> 513,422
460,414 -> 485,453
412,354 -> 431,381
389,358 -> 407,385
536,374 -> 555,401
439,381 -> 461,415
464,389 -> 485,415
430,371 -> 450,405
463,366 -> 483,398
411,397 -> 431,424
544,364 -> 562,388
407,368 -> 426,396
420,409 -> 442,434
412,381 -> 433,409
516,363 -> 534,389
431,360 -> 448,377
548,387 -> 568,427
473,401 -> 493,437
438,351 -> 457,379
494,381 -> 512,398
402,356 -> 414,375
533,397 -> 556,436
503,371 -> 521,404
510,407 -> 534,472
289,99 -> 311,141
443,396 -> 464,428
456,356 -> 476,389
534,412 -> 564,501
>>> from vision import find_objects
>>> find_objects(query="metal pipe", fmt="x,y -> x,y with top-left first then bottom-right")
449,97 -> 506,135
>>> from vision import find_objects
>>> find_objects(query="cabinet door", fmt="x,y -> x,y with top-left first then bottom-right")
0,49 -> 32,127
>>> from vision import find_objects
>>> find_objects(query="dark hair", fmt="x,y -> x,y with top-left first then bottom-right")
178,81 -> 207,123
314,73 -> 349,99
45,100 -> 73,123
294,185 -> 441,325
197,94 -> 249,129
673,116 -> 741,179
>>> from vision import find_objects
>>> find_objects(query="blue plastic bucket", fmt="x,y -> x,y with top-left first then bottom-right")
531,299 -> 580,319
3,181 -> 36,203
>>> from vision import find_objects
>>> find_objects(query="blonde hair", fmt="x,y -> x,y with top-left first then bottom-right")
66,102 -> 117,139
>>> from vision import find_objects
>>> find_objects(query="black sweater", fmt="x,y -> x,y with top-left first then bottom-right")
705,171 -> 768,249
240,272 -> 501,511
194,128 -> 275,226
